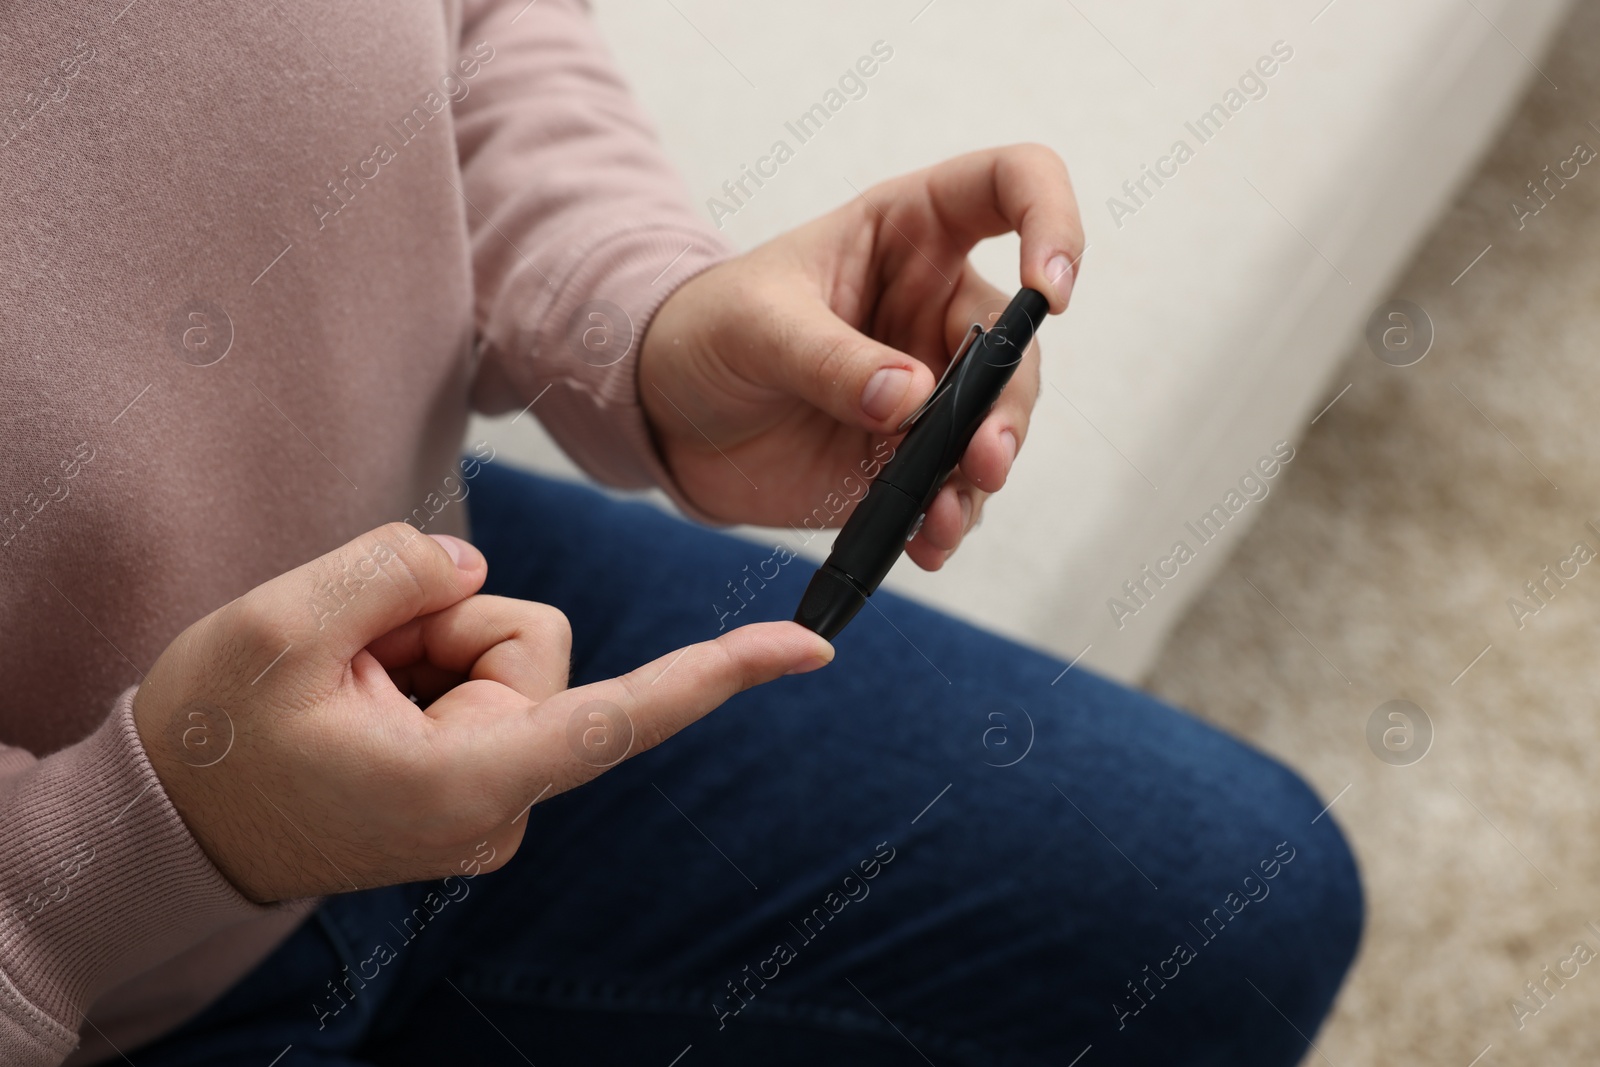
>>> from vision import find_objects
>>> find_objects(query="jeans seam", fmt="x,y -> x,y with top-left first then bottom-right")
451,970 -> 1045,1067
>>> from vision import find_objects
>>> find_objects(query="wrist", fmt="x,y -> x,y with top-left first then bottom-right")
486,224 -> 735,513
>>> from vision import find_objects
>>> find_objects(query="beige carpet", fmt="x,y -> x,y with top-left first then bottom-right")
1144,4 -> 1600,1065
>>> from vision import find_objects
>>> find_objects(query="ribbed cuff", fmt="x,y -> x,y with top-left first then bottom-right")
0,966 -> 74,1066
485,222 -> 736,522
0,687 -> 282,1060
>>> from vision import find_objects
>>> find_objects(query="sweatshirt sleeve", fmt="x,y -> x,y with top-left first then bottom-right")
453,0 -> 736,514
0,688 -> 283,1066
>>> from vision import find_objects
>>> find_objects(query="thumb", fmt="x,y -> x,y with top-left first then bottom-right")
767,294 -> 939,434
246,523 -> 487,662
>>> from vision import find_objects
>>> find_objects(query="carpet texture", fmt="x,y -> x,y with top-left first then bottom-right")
1144,4 -> 1600,1065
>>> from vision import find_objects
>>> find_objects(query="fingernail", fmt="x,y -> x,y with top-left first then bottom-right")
861,366 -> 912,422
785,642 -> 836,675
429,533 -> 480,571
1045,254 -> 1076,307
999,429 -> 1018,470
958,490 -> 973,531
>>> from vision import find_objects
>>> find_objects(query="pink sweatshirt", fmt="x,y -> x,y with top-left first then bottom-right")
0,1 -> 733,1062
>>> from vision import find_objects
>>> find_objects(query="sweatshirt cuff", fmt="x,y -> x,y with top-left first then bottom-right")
480,223 -> 735,523
0,687 -> 287,1052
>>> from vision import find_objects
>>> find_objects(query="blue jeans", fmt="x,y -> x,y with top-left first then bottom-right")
133,462 -> 1361,1067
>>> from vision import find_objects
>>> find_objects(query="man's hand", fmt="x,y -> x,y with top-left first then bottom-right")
640,144 -> 1082,570
132,524 -> 833,903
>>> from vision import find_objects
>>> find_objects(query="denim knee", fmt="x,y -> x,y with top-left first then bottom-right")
1114,753 -> 1364,1058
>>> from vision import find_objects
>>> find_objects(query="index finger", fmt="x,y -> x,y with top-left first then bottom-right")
450,622 -> 835,804
564,621 -> 833,771
910,143 -> 1084,313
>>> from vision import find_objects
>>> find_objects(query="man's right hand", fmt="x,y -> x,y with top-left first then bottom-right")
132,523 -> 834,903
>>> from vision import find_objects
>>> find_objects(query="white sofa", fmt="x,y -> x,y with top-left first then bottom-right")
474,0 -> 1570,683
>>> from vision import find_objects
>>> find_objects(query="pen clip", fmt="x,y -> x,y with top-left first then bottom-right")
894,322 -> 984,434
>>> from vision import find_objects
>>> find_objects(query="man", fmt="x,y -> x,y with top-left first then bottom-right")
0,1 -> 1360,1064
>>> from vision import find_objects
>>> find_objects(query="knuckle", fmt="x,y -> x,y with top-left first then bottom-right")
527,604 -> 571,687
375,521 -> 429,566
611,667 -> 648,714
1014,141 -> 1068,177
482,835 -> 520,874
372,523 -> 431,606
498,598 -> 569,684
222,596 -> 288,654
630,719 -> 672,760
529,603 -> 571,652
709,633 -> 755,693
377,519 -> 425,547
810,331 -> 873,397
454,830 -> 519,878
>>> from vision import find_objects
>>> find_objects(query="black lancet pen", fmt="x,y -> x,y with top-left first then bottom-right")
793,286 -> 1049,640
